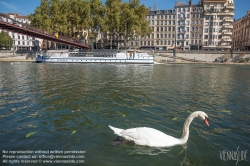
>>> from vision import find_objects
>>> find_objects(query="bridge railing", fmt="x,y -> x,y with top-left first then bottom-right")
0,13 -> 90,49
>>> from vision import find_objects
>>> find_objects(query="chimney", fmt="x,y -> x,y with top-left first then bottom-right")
189,0 -> 192,5
247,10 -> 250,16
149,7 -> 152,11
154,4 -> 156,11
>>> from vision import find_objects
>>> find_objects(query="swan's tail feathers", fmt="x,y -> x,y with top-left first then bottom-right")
109,125 -> 124,136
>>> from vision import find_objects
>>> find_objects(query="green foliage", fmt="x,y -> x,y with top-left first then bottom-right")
0,31 -> 13,49
28,0 -> 152,44
119,0 -> 152,48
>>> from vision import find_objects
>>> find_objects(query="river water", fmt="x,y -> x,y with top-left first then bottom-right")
0,62 -> 250,166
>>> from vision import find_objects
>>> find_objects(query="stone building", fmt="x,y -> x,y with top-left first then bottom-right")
0,13 -> 42,51
232,11 -> 250,51
190,0 -> 204,50
136,5 -> 176,51
175,1 -> 192,50
202,0 -> 234,51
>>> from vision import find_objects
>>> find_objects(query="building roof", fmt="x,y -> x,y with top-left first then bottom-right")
203,0 -> 227,2
148,9 -> 175,15
15,16 -> 28,19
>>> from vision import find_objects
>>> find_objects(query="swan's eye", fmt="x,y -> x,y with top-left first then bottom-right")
205,117 -> 209,121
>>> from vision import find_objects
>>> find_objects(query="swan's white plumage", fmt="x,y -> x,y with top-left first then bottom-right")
109,111 -> 209,147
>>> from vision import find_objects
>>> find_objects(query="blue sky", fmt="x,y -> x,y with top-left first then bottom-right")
0,0 -> 248,20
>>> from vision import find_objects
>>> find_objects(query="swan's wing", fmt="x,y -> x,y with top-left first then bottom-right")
120,127 -> 180,147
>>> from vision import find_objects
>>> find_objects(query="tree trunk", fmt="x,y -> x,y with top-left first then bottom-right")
110,32 -> 112,49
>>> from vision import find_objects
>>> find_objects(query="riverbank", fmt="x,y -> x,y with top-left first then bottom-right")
1,51 -> 250,65
0,55 -> 34,62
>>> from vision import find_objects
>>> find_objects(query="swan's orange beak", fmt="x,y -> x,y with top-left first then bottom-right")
204,117 -> 209,126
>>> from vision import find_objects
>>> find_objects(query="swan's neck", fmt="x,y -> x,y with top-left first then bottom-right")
179,114 -> 196,144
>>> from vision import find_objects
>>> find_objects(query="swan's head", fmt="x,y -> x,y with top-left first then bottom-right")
196,111 -> 209,127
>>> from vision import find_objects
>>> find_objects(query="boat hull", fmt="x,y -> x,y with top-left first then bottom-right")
36,57 -> 154,64
36,51 -> 154,64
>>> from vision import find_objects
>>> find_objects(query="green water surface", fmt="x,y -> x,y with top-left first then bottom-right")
0,62 -> 249,166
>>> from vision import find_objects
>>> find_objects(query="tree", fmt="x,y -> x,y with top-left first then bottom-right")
119,0 -> 151,49
50,0 -> 61,33
105,0 -> 121,49
28,0 -> 51,31
0,31 -> 13,49
58,0 -> 70,36
89,0 -> 106,48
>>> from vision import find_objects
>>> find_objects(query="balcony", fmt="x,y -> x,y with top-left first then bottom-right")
223,25 -> 233,29
221,38 -> 232,42
179,30 -> 186,34
179,17 -> 186,20
225,4 -> 235,9
204,11 -> 214,15
218,12 -> 234,16
224,18 -> 234,22
222,31 -> 232,35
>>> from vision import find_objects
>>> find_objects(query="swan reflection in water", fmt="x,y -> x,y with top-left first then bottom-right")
128,144 -> 192,166
127,146 -> 171,155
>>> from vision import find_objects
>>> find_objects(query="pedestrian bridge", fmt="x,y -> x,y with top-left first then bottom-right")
0,13 -> 90,50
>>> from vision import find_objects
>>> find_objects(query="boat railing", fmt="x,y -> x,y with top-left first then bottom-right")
69,52 -> 117,58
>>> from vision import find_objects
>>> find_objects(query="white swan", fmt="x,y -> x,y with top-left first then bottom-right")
109,111 -> 209,147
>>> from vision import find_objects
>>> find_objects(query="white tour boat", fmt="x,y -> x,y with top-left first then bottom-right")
36,50 -> 154,64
